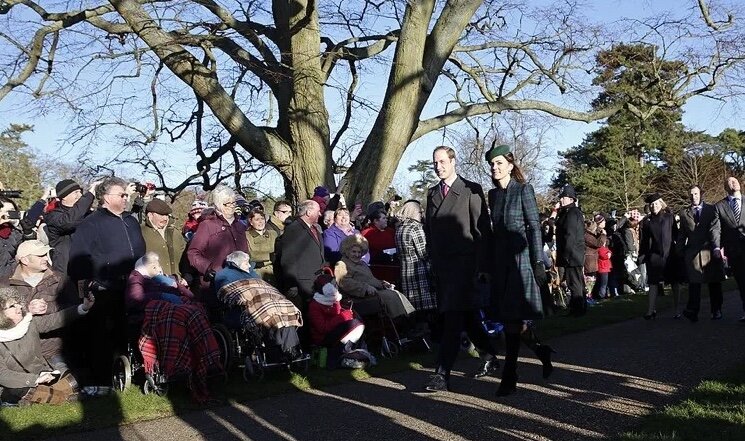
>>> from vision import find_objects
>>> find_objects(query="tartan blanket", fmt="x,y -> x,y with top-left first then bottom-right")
216,278 -> 303,339
138,300 -> 222,402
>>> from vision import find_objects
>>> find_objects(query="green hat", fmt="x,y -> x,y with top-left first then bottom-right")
485,144 -> 511,163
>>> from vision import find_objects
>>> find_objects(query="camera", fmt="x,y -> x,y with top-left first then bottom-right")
132,182 -> 155,195
0,189 -> 22,199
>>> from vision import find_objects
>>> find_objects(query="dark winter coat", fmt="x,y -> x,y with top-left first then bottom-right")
67,208 -> 146,291
274,218 -> 325,300
45,192 -> 95,274
186,208 -> 248,291
141,218 -> 187,277
424,176 -> 491,313
639,210 -> 675,284
677,204 -> 725,284
487,179 -> 544,321
555,203 -> 585,268
584,230 -> 604,275
714,195 -> 745,259
0,228 -> 22,280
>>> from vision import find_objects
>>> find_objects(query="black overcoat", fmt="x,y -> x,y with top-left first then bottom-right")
555,203 -> 585,268
677,204 -> 725,284
488,180 -> 544,321
274,218 -> 325,300
424,176 -> 491,312
714,196 -> 745,259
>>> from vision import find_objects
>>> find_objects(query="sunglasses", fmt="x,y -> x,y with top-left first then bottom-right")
106,193 -> 130,199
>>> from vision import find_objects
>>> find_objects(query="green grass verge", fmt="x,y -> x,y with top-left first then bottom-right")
618,363 -> 745,441
0,285 -> 732,439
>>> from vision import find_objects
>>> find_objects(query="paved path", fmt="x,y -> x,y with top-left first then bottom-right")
47,293 -> 745,441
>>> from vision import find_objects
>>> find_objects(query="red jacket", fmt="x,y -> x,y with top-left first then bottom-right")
597,246 -> 612,273
307,299 -> 354,346
361,226 -> 396,264
186,209 -> 248,288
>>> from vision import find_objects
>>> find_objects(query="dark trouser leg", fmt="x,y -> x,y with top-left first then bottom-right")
87,291 -> 126,385
686,283 -> 702,314
729,256 -> 745,312
497,327 -> 521,396
564,266 -> 586,315
596,273 -> 609,298
465,311 -> 498,358
437,311 -> 466,376
708,282 -> 723,314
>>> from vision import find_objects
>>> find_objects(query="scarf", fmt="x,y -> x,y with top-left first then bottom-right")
0,224 -> 14,240
312,282 -> 342,306
0,314 -> 32,342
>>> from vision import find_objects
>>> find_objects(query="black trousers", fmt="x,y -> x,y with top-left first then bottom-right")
437,310 -> 497,376
686,282 -> 723,315
563,266 -> 586,315
730,255 -> 745,312
85,290 -> 126,385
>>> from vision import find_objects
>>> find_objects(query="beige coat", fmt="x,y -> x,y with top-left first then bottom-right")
335,257 -> 414,318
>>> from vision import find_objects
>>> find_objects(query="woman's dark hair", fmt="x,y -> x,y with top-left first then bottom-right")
248,207 -> 265,220
491,152 -> 526,186
0,196 -> 19,211
363,209 -> 387,229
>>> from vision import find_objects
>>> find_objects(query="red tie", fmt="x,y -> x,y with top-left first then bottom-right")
441,182 -> 449,198
310,225 -> 320,243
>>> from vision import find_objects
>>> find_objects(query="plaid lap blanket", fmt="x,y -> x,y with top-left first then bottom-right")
138,300 -> 222,402
216,278 -> 303,339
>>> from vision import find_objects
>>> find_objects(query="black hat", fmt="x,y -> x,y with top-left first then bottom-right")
145,198 -> 173,215
644,193 -> 662,204
558,184 -> 577,200
55,179 -> 82,200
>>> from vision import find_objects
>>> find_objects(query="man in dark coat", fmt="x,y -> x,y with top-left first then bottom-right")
714,177 -> 745,322
68,177 -> 146,384
679,185 -> 725,322
423,146 -> 492,392
45,179 -> 97,274
553,183 -> 586,316
274,200 -> 325,305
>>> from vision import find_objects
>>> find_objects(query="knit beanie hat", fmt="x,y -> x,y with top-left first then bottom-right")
55,179 -> 82,200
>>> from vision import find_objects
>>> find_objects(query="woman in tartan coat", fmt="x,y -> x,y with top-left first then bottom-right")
395,200 -> 437,312
486,144 -> 553,397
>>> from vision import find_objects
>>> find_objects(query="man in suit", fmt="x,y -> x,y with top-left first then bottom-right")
274,200 -> 325,305
714,177 -> 745,322
679,185 -> 725,322
423,146 -> 492,392
552,184 -> 586,317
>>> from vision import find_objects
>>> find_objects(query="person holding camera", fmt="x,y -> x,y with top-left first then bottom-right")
68,177 -> 146,385
0,285 -> 95,405
0,195 -> 24,279
45,179 -> 98,275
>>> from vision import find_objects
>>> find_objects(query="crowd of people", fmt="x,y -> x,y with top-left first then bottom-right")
1,145 -> 744,406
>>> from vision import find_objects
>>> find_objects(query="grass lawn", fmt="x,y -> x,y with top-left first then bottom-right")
618,363 -> 745,441
0,288 -> 714,439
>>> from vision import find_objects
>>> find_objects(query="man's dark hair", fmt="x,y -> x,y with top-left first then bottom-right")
273,200 -> 291,212
95,177 -> 128,205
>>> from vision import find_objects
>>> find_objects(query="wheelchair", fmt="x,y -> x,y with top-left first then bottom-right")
217,307 -> 310,381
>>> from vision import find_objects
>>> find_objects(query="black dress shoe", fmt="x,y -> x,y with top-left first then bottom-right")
711,311 -> 723,320
682,309 -> 698,323
471,358 -> 500,378
643,311 -> 657,320
425,373 -> 449,392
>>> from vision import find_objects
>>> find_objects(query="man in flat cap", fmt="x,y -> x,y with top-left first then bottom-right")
141,198 -> 186,279
553,183 -> 586,316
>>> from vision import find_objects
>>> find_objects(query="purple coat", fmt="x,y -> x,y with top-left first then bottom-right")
322,224 -> 369,265
187,209 -> 248,289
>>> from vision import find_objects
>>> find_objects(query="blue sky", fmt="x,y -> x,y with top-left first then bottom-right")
1,0 -> 742,195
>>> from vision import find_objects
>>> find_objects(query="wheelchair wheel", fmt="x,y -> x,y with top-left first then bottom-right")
211,323 -> 234,372
143,375 -> 168,396
380,338 -> 400,358
112,355 -> 132,391
243,355 -> 265,381
290,356 -> 310,373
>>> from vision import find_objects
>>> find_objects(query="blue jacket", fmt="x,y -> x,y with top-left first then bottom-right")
322,224 -> 369,265
68,208 -> 146,290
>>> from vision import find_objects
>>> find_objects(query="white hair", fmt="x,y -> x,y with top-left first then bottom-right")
297,199 -> 318,216
211,185 -> 236,207
226,251 -> 250,268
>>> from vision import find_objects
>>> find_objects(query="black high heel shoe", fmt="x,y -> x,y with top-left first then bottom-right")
534,345 -> 557,379
643,311 -> 657,320
496,372 -> 518,397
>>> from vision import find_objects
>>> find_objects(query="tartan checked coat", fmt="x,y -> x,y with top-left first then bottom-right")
488,179 -> 544,321
395,218 -> 437,311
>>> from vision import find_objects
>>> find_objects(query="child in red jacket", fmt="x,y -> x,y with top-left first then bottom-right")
596,236 -> 612,298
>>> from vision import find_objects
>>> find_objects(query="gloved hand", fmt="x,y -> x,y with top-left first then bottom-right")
204,269 -> 216,282
533,261 -> 548,288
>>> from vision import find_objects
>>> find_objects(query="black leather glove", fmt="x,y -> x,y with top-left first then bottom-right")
204,269 -> 216,282
533,261 -> 548,288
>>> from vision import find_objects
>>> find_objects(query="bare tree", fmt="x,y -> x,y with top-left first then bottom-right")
1,0 -> 743,203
